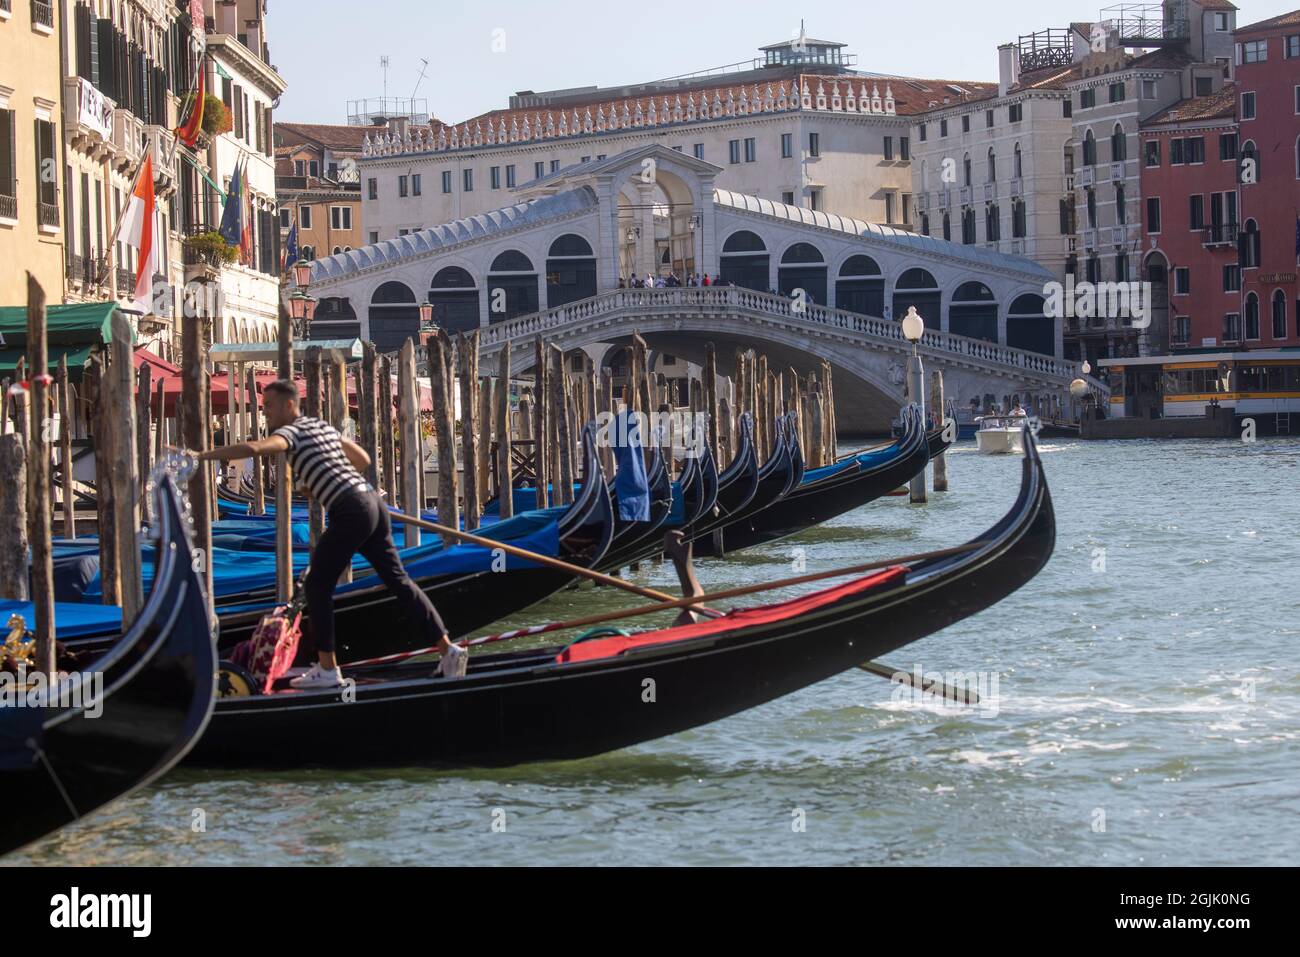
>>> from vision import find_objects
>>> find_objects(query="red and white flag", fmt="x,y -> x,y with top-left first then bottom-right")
119,154 -> 158,315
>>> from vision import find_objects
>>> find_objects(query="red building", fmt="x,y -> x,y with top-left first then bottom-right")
1140,85 -> 1242,349
1235,10 -> 1300,346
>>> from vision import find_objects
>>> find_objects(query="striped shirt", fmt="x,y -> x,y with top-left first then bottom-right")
273,415 -> 367,510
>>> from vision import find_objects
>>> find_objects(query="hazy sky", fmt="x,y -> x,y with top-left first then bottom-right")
268,0 -> 1298,125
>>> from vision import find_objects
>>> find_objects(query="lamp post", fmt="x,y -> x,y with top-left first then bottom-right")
901,306 -> 926,504
287,259 -> 318,341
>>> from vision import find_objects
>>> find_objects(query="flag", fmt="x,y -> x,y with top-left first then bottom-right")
241,162 -> 254,266
119,155 -> 157,315
283,222 -> 298,270
219,157 -> 243,247
174,61 -> 206,148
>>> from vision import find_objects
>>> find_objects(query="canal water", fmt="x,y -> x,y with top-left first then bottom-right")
10,437 -> 1299,866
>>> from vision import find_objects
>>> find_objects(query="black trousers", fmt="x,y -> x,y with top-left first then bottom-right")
305,488 -> 447,655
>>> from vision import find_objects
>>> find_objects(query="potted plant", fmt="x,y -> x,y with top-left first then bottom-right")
178,92 -> 232,146
183,230 -> 239,268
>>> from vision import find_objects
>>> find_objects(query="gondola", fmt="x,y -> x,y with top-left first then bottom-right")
687,414 -> 796,551
1,473 -> 217,857
927,425 -> 952,460
66,429 -> 615,665
187,425 -> 1053,770
595,444 -> 675,573
695,406 -> 930,557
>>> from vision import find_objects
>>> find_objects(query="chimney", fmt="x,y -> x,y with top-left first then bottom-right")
998,43 -> 1020,96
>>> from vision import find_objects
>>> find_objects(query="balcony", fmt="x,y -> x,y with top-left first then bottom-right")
983,183 -> 996,203
1083,228 -> 1099,249
116,266 -> 134,294
111,108 -> 145,172
0,191 -> 15,222
1064,173 -> 1075,192
37,201 -> 59,230
1110,225 -> 1128,245
30,0 -> 53,32
1201,222 -> 1238,248
1078,167 -> 1095,188
1010,177 -> 1023,198
145,126 -> 177,195
1109,161 -> 1126,182
937,188 -> 951,208
915,193 -> 930,213
63,77 -> 116,159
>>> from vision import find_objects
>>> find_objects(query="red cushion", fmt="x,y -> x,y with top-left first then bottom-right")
558,566 -> 907,664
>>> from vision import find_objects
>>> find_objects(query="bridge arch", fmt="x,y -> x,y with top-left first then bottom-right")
778,241 -> 827,304
487,249 -> 539,323
835,254 -> 884,316
949,280 -> 998,343
719,229 -> 770,290
427,266 -> 480,334
1006,293 -> 1053,356
891,267 -> 940,326
368,280 -> 420,352
546,233 -> 598,308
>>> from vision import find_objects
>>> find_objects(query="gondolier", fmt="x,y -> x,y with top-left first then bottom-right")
192,379 -> 467,688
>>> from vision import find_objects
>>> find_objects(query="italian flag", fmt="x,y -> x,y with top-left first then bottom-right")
119,154 -> 158,315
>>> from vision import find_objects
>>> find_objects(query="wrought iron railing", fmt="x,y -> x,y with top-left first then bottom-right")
37,201 -> 59,228
0,192 -> 16,220
30,0 -> 52,28
1201,222 -> 1238,247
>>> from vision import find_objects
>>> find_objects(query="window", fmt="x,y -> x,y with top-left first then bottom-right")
986,109 -> 994,128
506,165 -> 516,188
902,193 -> 912,225
441,170 -> 453,193
463,168 -> 474,191
550,159 -> 560,173
961,206 -> 976,244
940,119 -> 948,138
1242,220 -> 1261,268
534,161 -> 544,179
1008,103 -> 1023,122
962,114 -> 970,133
0,109 -> 16,217
1109,82 -> 1125,103
398,175 -> 408,198
330,206 -> 352,231
411,174 -> 421,196
809,188 -> 822,211
1116,253 -> 1129,281
369,231 -> 379,245
1240,40 -> 1267,63
1272,290 -> 1287,339
1142,79 -> 1158,100
1059,198 -> 1075,235
1174,267 -> 1190,295
1086,256 -> 1101,283
1145,140 -> 1161,167
1245,293 -> 1260,339
809,132 -> 820,157
1080,88 -> 1096,109
1111,125 -> 1127,161
309,160 -> 319,178
490,166 -> 501,189
1063,99 -> 1073,117
1187,137 -> 1205,163
1223,313 -> 1242,342
942,212 -> 951,240
781,132 -> 792,158
367,177 -> 378,200
1012,198 -> 1026,238
1086,187 -> 1097,228
294,160 -> 305,176
1116,184 -> 1127,224
693,143 -> 704,160
963,154 -> 972,186
985,203 -> 999,240
1220,133 -> 1238,160
1147,197 -> 1161,233
782,191 -> 795,205
1174,316 -> 1190,344
1170,139 -> 1185,164
1189,194 -> 1205,230
900,136 -> 910,161
885,193 -> 895,223
1242,91 -> 1256,120
1287,35 -> 1300,58
1215,12 -> 1230,31
987,148 -> 996,182
728,139 -> 740,164
299,205 -> 313,229
1224,264 -> 1240,292
743,137 -> 756,162
1083,130 -> 1097,166
34,118 -> 57,228
1196,76 -> 1213,97
919,123 -> 928,142
884,136 -> 894,161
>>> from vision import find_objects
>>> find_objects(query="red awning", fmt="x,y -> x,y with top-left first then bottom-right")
133,346 -> 181,379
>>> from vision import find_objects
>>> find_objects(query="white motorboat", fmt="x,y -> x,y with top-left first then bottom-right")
975,414 -> 1028,454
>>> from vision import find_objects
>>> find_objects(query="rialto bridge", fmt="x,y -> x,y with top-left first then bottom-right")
301,144 -> 1105,432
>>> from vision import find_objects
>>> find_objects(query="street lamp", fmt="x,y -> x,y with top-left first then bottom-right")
419,298 -> 434,328
292,258 -> 313,290
900,306 -> 927,503
288,288 -> 317,337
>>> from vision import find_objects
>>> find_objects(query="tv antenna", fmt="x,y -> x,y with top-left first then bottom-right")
380,55 -> 390,99
411,57 -> 430,104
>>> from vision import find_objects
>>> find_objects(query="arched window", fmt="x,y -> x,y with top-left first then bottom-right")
778,242 -> 826,303
1272,289 -> 1287,339
950,281 -> 998,343
962,152 -> 972,186
1242,139 -> 1259,177
368,281 -> 419,352
891,268 -> 940,323
1014,143 -> 1023,179
1083,129 -> 1097,166
487,250 -> 538,322
719,230 -> 769,290
942,212 -> 951,241
546,233 -> 597,307
1111,123 -> 1126,162
836,255 -> 884,317
428,267 -> 480,333
1007,293 -> 1052,355
312,297 -> 360,341
987,147 -> 997,182
1086,187 -> 1097,228
986,203 -> 1001,241
1116,184 -> 1126,224
921,213 -> 931,236
301,245 -> 315,261
1245,292 -> 1260,340
1242,219 -> 1261,268
332,246 -> 342,255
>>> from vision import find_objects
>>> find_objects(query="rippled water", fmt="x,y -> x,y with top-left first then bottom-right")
10,438 -> 1300,866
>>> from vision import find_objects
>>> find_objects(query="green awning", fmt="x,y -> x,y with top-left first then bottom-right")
0,344 -> 96,378
0,302 -> 135,347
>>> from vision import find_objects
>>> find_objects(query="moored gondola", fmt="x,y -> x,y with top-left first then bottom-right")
187,426 -> 1053,770
696,406 -> 929,557
1,472 -> 217,857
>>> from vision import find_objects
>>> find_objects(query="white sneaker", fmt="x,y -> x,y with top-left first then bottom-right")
437,643 -> 468,679
289,662 -> 345,689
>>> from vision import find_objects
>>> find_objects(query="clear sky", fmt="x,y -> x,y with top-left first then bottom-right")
268,0 -> 1298,125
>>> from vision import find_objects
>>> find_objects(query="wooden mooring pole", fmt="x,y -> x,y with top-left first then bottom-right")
397,339 -> 422,547
181,313 -> 214,616
109,312 -> 143,624
931,369 -> 949,492
57,354 -> 75,540
428,329 -> 459,543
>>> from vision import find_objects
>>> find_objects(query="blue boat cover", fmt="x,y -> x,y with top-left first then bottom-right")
613,411 -> 650,522
0,599 -> 123,639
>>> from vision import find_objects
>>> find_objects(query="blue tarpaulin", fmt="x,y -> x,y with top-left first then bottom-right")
613,411 -> 650,522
